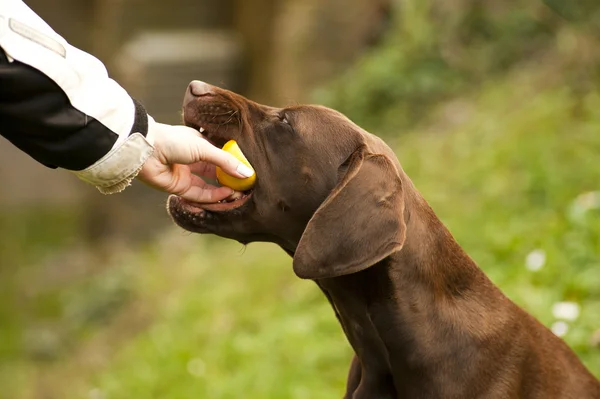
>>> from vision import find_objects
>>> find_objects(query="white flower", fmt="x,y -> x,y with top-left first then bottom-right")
525,249 -> 546,272
569,191 -> 600,220
590,329 -> 600,347
551,321 -> 569,337
552,301 -> 580,321
88,389 -> 106,399
187,357 -> 206,377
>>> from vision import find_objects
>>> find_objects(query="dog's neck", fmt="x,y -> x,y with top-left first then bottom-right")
399,194 -> 488,298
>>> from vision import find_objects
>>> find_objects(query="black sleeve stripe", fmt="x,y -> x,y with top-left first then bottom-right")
0,47 -> 119,171
130,98 -> 149,137
0,47 -> 8,63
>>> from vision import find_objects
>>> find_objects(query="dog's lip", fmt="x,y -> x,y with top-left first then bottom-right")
177,190 -> 253,213
173,190 -> 253,216
170,196 -> 205,214
182,102 -> 237,148
184,118 -> 229,148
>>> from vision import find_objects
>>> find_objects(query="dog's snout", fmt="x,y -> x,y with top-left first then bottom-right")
189,80 -> 214,97
183,80 -> 216,107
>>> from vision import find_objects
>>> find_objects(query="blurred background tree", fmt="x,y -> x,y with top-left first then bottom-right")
0,1 -> 599,398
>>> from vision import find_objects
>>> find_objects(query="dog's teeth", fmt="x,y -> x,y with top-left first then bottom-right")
199,127 -> 205,133
226,191 -> 243,202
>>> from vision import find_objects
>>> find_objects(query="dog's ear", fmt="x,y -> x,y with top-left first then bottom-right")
293,147 -> 407,279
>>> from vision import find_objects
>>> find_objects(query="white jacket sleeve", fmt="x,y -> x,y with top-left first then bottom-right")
0,0 -> 156,194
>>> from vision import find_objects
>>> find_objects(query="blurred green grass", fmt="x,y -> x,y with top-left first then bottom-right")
3,60 -> 599,398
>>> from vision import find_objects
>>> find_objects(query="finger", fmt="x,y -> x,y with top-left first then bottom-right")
189,162 -> 217,178
179,184 -> 235,203
189,174 -> 221,190
198,142 -> 255,179
154,124 -> 254,178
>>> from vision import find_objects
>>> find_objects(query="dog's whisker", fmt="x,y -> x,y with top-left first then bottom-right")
220,111 -> 239,127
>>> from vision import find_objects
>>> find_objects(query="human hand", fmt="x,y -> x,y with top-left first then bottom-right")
137,122 -> 254,202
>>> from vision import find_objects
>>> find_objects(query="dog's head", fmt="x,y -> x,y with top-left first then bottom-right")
168,81 -> 408,279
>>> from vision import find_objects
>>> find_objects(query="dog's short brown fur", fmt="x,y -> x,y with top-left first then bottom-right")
168,81 -> 600,399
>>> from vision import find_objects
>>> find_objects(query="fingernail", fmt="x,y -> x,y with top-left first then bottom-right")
237,163 -> 254,178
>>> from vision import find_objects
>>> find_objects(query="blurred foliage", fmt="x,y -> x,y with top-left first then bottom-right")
314,0 -> 599,133
2,0 -> 600,397
543,0 -> 600,26
0,209 -> 79,362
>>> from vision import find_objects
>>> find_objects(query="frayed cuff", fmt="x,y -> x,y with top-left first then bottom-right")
72,132 -> 154,194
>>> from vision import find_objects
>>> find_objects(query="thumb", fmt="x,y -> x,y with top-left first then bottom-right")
194,138 -> 255,179
152,123 -> 254,179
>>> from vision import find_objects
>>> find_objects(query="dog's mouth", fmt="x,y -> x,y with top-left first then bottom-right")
168,99 -> 253,232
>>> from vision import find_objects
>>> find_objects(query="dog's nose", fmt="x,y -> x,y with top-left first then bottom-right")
183,80 -> 215,107
189,80 -> 214,97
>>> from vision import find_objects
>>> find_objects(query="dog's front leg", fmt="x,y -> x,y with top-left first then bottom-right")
344,355 -> 398,399
343,355 -> 361,398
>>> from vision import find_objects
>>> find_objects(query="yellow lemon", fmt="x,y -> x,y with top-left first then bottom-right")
216,140 -> 256,191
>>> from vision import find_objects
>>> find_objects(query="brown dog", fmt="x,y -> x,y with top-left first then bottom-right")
168,81 -> 600,399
